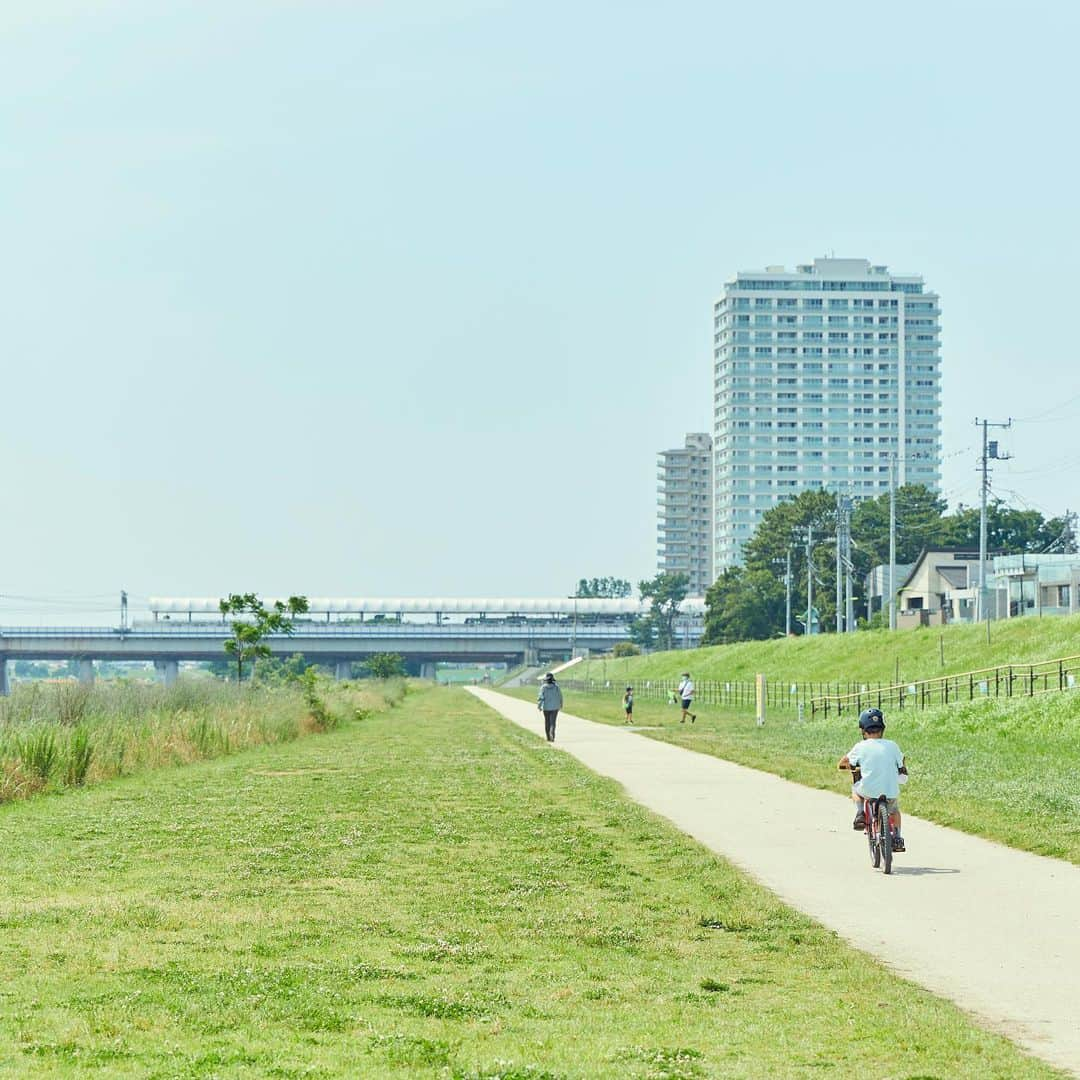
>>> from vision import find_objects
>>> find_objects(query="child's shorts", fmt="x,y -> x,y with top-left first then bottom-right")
853,782 -> 900,815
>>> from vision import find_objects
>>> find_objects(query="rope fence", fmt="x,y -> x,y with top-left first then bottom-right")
810,654 -> 1080,717
559,652 -> 1080,718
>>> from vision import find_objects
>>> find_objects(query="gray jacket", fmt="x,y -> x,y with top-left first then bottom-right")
538,681 -> 563,711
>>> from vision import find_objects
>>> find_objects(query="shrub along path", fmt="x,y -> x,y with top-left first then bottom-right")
472,688 -> 1080,1078
0,688 -> 1059,1078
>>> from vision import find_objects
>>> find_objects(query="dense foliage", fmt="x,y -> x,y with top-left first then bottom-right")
364,652 -> 407,679
631,572 -> 690,651
573,576 -> 633,598
704,486 -> 1073,644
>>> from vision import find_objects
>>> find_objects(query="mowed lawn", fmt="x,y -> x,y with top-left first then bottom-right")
0,689 -> 1060,1079
513,688 -> 1080,865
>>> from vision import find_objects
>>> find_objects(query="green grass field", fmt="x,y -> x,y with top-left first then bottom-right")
519,688 -> 1080,865
0,687 -> 1060,1078
575,612 -> 1080,687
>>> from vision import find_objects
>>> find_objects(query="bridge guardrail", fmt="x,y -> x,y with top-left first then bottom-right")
0,624 -> 630,640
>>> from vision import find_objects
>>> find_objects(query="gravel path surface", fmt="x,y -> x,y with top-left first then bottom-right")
470,687 -> 1080,1076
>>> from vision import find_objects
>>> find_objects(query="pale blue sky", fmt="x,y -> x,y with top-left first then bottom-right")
2,0 -> 1078,621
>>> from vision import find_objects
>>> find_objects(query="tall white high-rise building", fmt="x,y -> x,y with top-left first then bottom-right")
657,432 -> 713,596
712,258 -> 941,573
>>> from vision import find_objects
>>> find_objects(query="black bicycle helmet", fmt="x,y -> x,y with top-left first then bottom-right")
859,707 -> 885,732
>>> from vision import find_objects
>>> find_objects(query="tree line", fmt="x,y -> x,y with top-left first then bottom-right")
702,486 -> 1075,644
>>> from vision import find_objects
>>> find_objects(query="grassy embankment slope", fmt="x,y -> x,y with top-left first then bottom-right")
574,611 -> 1080,686
528,615 -> 1080,863
0,687 -> 1058,1078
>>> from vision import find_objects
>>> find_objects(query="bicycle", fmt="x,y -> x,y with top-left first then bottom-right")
863,794 -> 897,875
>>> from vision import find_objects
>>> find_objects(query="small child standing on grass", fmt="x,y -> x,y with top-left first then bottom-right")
622,686 -> 633,723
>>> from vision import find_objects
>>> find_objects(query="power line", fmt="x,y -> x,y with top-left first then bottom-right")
1012,390 -> 1080,423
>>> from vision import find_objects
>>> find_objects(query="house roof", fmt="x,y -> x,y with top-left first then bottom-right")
897,548 -> 990,592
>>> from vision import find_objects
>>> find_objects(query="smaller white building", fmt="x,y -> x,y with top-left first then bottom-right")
657,433 -> 713,596
992,554 -> 1080,618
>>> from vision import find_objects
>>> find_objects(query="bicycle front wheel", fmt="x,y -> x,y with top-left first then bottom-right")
880,801 -> 893,875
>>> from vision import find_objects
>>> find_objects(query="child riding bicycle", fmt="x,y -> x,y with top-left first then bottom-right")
838,707 -> 908,853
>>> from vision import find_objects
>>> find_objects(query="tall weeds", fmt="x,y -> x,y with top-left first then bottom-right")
0,676 -> 389,806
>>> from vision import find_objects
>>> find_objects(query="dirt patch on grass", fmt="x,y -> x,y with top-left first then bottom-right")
248,768 -> 343,777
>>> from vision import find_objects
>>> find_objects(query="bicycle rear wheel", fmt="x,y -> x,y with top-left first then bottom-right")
880,800 -> 893,875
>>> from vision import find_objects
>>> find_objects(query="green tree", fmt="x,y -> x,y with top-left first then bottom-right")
611,642 -> 641,658
627,612 -> 657,650
943,501 -> 1060,554
364,652 -> 406,679
574,577 -> 632,598
739,489 -> 840,635
252,652 -> 311,686
218,593 -> 309,682
849,484 -> 950,572
703,567 -> 786,644
638,572 -> 689,651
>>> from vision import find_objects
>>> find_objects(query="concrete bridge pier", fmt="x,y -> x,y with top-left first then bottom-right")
419,661 -> 437,680
0,660 -> 8,697
154,660 -> 179,686
78,659 -> 95,686
334,661 -> 352,681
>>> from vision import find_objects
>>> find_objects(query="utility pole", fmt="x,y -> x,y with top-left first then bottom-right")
835,507 -> 843,634
834,494 -> 855,633
975,418 -> 1012,622
805,524 -> 814,636
841,495 -> 855,633
1064,510 -> 1078,555
785,546 -> 792,637
887,452 -> 928,630
888,454 -> 897,631
120,590 -> 129,632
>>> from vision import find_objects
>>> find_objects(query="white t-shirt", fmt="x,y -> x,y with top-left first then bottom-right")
679,678 -> 694,699
847,738 -> 904,799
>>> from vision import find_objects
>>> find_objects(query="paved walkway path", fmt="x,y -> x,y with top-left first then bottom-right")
470,688 -> 1080,1077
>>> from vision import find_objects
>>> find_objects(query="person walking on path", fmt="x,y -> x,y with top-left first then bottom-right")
537,673 -> 563,742
678,672 -> 696,723
622,686 -> 634,723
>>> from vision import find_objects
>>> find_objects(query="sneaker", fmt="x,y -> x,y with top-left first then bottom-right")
691,714 -> 697,723
852,811 -> 865,831
892,835 -> 905,853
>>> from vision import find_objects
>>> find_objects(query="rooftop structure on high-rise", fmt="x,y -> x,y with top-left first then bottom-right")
712,258 -> 941,572
657,432 -> 713,596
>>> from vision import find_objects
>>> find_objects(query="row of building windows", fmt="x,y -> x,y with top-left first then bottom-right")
720,313 -> 920,327
720,359 -> 936,373
717,347 -> 937,360
728,280 -> 925,293
723,347 -> 932,359
725,331 -> 909,343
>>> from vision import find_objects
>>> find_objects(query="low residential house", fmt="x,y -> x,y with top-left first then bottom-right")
894,549 -> 999,628
865,563 -> 914,619
992,554 -> 1080,618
